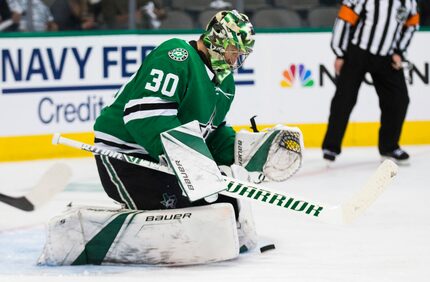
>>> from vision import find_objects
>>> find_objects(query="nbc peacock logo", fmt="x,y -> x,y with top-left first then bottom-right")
280,64 -> 314,88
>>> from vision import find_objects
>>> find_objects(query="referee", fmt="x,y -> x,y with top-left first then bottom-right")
322,0 -> 420,165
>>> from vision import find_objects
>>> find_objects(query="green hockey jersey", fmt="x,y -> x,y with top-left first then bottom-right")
94,38 -> 237,165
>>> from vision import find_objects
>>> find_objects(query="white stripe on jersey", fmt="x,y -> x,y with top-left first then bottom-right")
124,109 -> 178,124
94,131 -> 149,154
332,19 -> 346,57
398,27 -> 414,50
341,27 -> 350,51
351,20 -> 364,47
356,0 -> 375,50
380,15 -> 400,55
369,0 -> 389,54
124,96 -> 173,110
95,142 -> 149,155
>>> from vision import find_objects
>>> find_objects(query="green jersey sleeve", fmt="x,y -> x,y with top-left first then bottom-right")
206,124 -> 236,166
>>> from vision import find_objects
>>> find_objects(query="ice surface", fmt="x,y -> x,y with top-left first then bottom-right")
1,146 -> 429,282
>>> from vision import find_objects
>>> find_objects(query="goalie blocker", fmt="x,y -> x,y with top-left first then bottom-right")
38,203 -> 243,266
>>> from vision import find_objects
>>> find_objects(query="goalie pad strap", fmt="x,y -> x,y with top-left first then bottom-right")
38,203 -> 239,266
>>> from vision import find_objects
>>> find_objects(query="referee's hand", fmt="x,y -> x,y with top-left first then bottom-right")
391,54 -> 403,70
334,58 -> 344,76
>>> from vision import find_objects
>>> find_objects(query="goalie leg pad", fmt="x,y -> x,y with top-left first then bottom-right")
38,203 -> 239,266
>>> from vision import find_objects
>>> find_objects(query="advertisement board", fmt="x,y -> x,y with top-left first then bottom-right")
0,31 -> 429,161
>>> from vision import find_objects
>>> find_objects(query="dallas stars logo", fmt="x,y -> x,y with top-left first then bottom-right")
168,48 -> 189,62
160,193 -> 177,208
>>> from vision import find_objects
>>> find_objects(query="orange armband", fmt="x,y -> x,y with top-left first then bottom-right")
338,5 -> 359,25
405,14 -> 420,27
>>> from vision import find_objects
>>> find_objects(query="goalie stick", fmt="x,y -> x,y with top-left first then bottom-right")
0,163 -> 72,211
52,133 -> 398,224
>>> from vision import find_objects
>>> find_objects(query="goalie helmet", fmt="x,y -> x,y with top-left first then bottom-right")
202,10 -> 255,83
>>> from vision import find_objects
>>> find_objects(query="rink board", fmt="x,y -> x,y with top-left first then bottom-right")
0,30 -> 429,161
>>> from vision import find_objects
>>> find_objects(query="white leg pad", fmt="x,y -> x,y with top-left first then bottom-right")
37,203 -> 239,266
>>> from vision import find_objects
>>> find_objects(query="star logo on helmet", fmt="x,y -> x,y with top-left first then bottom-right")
168,48 -> 189,62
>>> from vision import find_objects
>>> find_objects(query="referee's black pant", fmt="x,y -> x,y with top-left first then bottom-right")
322,44 -> 409,155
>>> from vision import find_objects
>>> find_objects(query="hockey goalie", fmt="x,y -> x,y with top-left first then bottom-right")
38,10 -> 304,266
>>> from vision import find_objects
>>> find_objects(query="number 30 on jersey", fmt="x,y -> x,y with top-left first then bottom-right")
145,69 -> 179,97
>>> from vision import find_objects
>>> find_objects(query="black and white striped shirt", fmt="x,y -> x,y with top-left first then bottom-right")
331,0 -> 420,58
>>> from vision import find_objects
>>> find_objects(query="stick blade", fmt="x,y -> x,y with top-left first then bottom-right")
25,163 -> 73,209
342,160 -> 398,223
0,194 -> 34,211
